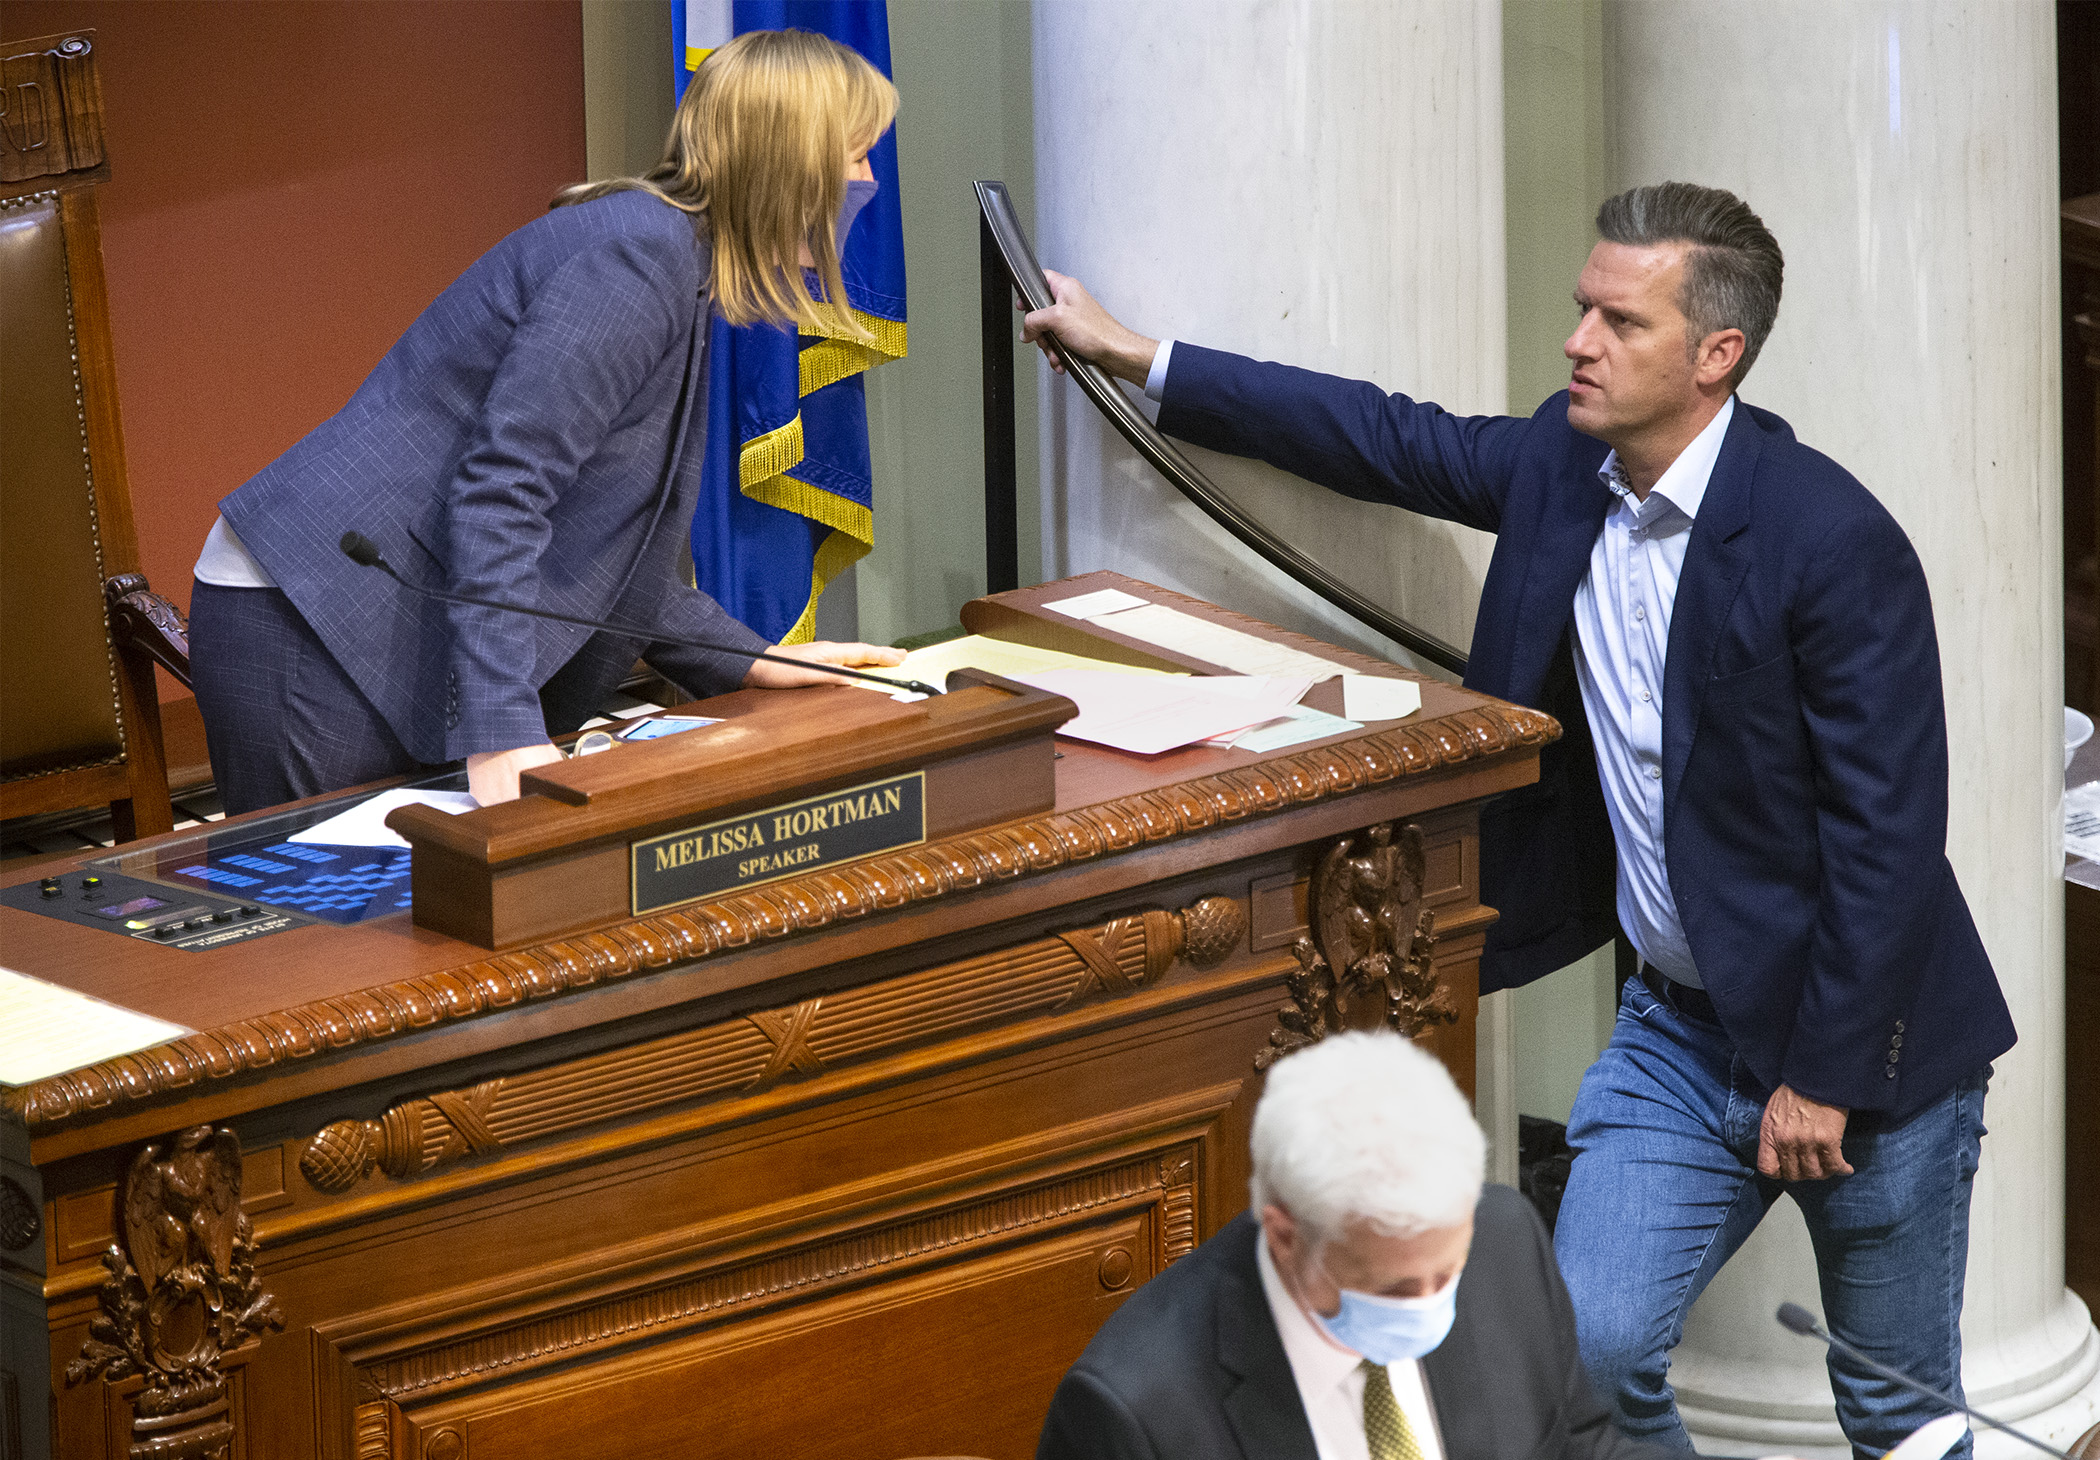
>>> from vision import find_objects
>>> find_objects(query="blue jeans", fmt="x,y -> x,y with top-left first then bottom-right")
1554,974 -> 1988,1460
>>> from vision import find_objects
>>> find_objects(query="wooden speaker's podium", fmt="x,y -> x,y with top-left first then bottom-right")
390,670 -> 1076,950
2,575 -> 1556,1460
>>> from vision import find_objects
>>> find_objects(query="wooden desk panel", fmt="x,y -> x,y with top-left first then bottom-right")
3,578 -> 1555,1460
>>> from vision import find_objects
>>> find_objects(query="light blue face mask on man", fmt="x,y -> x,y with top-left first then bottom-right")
1310,1272 -> 1462,1364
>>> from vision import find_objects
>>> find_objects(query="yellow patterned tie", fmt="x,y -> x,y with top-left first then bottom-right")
1361,1358 -> 1428,1460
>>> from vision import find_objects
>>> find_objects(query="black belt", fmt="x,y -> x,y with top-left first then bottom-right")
1643,966 -> 1720,1025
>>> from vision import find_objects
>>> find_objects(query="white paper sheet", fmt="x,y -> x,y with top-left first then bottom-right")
1089,603 -> 1354,681
1012,670 -> 1314,755
1208,705 -> 1364,753
288,789 -> 479,850
1042,587 -> 1151,620
1342,675 -> 1423,722
2067,781 -> 2100,864
0,966 -> 192,1086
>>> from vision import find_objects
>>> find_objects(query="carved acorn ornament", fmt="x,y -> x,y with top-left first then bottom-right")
299,1118 -> 382,1193
1173,894 -> 1245,967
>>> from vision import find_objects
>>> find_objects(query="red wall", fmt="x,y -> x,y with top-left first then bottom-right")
1,1 -> 587,714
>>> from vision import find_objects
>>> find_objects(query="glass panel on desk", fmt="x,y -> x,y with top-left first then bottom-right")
86,768 -> 471,925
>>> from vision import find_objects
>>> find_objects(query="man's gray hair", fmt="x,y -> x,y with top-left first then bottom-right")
1596,181 -> 1784,388
1249,1030 -> 1485,1246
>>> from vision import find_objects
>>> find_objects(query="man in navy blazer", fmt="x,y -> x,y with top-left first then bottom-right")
1024,183 -> 2014,1454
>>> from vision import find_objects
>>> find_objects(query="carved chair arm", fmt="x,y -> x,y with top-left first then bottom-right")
104,573 -> 191,689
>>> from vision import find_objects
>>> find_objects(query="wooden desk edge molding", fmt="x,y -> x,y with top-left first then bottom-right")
4,579 -> 1562,1142
4,692 -> 1553,1137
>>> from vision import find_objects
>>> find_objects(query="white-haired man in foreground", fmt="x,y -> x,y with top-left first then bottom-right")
1035,1031 -> 1684,1460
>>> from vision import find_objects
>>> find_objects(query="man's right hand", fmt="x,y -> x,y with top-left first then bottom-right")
1019,270 -> 1160,386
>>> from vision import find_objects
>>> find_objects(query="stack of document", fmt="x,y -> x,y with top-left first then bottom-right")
1,967 -> 192,1085
2068,780 -> 2100,863
1010,670 -> 1316,755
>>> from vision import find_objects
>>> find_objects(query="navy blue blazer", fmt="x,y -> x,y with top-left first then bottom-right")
1038,1191 -> 1675,1460
221,191 -> 769,764
1159,343 -> 2014,1117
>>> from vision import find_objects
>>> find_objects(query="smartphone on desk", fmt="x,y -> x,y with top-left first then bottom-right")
616,715 -> 724,742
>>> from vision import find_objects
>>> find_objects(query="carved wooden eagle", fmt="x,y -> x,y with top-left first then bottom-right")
1311,823 -> 1428,997
123,1125 -> 241,1294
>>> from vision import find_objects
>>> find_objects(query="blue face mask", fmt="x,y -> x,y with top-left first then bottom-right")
834,178 -> 879,252
1310,1271 -> 1462,1364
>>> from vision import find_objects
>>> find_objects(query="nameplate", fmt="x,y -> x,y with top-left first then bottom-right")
630,771 -> 927,916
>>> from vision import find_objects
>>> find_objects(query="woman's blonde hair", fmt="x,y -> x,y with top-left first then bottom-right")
554,29 -> 896,342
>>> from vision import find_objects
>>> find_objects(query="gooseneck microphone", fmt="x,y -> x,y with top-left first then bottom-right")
1775,1303 -> 2074,1459
338,532 -> 943,698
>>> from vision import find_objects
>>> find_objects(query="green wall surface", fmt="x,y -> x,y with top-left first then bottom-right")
858,0 -> 1040,645
1504,0 -> 1609,417
1503,0 -> 1618,1121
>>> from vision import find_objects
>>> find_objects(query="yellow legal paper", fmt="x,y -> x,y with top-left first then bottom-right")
851,634 -> 1181,695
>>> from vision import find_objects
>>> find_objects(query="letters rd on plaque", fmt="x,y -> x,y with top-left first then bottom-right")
630,771 -> 927,916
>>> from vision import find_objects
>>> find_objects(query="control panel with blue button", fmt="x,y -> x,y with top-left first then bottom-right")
1,867 -> 315,949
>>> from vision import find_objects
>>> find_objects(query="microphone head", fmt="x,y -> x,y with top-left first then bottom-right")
339,531 -> 384,568
1775,1302 -> 1822,1336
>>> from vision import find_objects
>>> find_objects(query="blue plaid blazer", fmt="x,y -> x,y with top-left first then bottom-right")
220,191 -> 769,764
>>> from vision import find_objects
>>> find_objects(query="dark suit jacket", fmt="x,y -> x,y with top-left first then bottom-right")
221,191 -> 769,764
1157,344 -> 2014,1118
1037,1188 -> 1673,1460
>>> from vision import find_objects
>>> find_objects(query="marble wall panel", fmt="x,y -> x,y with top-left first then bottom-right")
1032,0 -> 1505,670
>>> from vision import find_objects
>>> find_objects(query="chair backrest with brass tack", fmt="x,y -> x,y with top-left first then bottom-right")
1,29 -> 190,841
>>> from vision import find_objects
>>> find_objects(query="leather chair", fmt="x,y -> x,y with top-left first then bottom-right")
1,30 -> 189,841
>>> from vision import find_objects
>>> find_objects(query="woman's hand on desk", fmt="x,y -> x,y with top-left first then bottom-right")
466,743 -> 565,806
744,640 -> 907,689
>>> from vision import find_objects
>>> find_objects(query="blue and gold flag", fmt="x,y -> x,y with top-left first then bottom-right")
676,0 -> 906,644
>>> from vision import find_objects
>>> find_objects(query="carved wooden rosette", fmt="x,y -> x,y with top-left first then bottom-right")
302,896 -> 1246,1193
65,1126 -> 283,1460
1254,821 -> 1454,1069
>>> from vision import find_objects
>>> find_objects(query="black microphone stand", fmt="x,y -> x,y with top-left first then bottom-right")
338,532 -> 943,698
1775,1303 -> 2075,1459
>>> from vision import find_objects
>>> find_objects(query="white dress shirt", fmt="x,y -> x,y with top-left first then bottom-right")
193,514 -> 277,588
1568,395 -> 1735,987
1144,339 -> 1177,401
1255,1231 -> 1447,1460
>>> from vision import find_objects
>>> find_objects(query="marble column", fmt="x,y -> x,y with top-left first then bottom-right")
1030,0 -> 1504,673
1596,3 -> 2098,1452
